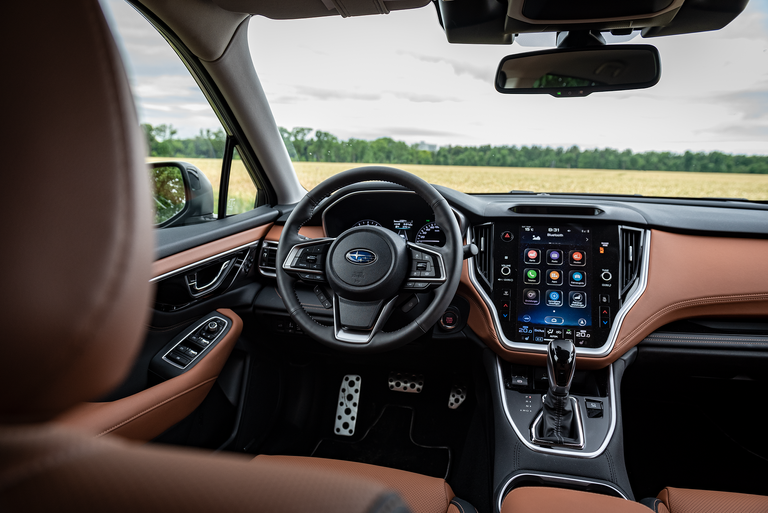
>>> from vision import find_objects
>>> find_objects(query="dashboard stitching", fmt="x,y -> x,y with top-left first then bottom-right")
617,292 -> 768,352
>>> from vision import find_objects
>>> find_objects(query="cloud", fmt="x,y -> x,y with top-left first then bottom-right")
699,123 -> 768,141
293,85 -> 382,101
715,89 -> 768,120
397,50 -> 492,82
362,126 -> 461,138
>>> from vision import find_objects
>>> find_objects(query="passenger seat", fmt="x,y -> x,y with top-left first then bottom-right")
643,487 -> 768,513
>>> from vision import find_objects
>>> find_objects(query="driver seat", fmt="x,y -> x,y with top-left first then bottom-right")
0,2 -> 473,513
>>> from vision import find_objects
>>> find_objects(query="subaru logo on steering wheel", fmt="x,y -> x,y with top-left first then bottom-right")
345,249 -> 377,265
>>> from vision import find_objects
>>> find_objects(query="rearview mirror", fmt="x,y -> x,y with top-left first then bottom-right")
495,45 -> 661,97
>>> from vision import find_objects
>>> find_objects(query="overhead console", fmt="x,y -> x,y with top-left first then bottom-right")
469,218 -> 649,357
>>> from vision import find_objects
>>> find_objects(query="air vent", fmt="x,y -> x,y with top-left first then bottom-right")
258,241 -> 278,277
472,223 -> 493,288
509,205 -> 604,216
619,227 -> 643,298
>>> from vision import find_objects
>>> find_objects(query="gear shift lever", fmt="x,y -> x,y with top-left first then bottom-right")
535,339 -> 582,446
547,339 -> 576,397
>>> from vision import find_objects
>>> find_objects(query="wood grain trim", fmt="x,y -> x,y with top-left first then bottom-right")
459,229 -> 768,369
265,224 -> 325,241
53,309 -> 243,441
152,224 -> 273,278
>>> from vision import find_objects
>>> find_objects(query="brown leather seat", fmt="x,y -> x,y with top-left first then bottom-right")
0,2 -> 473,512
646,487 -> 768,513
0,1 -> 402,512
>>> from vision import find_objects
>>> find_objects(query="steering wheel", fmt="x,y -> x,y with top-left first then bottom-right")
276,166 -> 463,352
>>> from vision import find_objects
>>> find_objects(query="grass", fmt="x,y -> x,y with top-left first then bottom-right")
148,158 -> 768,202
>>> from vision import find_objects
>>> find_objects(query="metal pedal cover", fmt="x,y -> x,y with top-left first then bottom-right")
334,375 -> 361,437
388,372 -> 423,393
448,385 -> 467,409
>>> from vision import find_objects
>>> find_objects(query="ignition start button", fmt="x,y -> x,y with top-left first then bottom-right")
440,310 -> 459,330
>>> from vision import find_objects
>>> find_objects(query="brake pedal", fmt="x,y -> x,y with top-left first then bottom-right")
448,385 -> 467,409
334,375 -> 361,437
388,372 -> 423,393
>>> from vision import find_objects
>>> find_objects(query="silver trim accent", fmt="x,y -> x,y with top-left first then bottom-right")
185,258 -> 235,298
496,355 -> 617,458
150,241 -> 260,283
282,238 -> 336,275
466,226 -> 651,358
530,396 -> 585,449
258,241 -> 279,278
496,472 -> 628,512
333,295 -> 399,344
162,315 -> 229,369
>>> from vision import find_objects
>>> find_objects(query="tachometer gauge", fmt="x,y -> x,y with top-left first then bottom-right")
415,222 -> 445,246
353,219 -> 383,227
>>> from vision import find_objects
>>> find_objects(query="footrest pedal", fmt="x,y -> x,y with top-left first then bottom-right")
448,385 -> 467,409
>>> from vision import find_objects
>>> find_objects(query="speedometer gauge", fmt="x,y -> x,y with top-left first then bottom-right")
353,219 -> 383,227
415,222 -> 445,246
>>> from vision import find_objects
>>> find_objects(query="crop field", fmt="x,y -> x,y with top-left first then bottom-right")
148,158 -> 768,201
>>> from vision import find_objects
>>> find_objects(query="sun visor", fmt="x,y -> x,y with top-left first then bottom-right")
210,0 -> 430,19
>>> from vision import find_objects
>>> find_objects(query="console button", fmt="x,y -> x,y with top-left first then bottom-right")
501,231 -> 514,242
575,329 -> 590,346
569,250 -> 586,266
524,268 -> 540,284
599,294 -> 610,304
546,249 -> 563,265
544,316 -> 564,325
563,328 -> 574,341
599,306 -> 611,328
501,288 -> 512,298
499,300 -> 511,320
533,327 -> 546,342
524,248 -> 540,264
500,265 -> 512,277
546,269 -> 563,286
166,352 -> 191,367
601,271 -> 613,282
523,288 -> 540,305
569,270 -> 586,287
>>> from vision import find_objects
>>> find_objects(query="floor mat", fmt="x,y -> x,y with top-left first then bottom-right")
312,404 -> 451,479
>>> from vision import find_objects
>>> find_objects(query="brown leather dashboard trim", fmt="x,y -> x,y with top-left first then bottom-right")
152,224 -> 273,279
265,224 -> 325,241
460,229 -> 768,369
53,308 -> 243,441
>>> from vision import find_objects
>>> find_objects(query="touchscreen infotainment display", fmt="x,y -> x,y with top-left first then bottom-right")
515,224 -> 594,345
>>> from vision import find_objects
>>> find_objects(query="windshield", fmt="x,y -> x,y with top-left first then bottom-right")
247,1 -> 768,200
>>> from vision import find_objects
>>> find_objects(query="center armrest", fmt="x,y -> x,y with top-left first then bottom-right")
501,487 -> 650,513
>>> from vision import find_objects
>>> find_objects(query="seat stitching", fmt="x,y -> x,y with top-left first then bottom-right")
98,377 -> 217,436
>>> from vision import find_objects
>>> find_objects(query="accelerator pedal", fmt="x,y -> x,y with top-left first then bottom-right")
334,374 -> 361,437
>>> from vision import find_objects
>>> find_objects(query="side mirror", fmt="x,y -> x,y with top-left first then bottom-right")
495,45 -> 661,97
150,161 -> 215,228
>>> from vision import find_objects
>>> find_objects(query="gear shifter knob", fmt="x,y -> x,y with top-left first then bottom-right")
547,339 -> 576,397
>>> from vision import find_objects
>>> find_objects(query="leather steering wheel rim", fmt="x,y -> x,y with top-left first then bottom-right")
276,166 -> 463,353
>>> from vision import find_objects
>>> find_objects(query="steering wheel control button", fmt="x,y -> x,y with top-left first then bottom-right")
523,268 -> 539,283
600,306 -> 611,328
569,250 -> 586,266
401,295 -> 419,313
501,231 -> 514,242
388,372 -> 423,393
569,270 -> 586,287
569,291 -> 587,308
546,269 -> 563,286
601,271 -> 613,282
314,286 -> 333,309
335,375 -> 361,437
546,250 -> 563,265
524,248 -> 540,264
523,288 -> 540,305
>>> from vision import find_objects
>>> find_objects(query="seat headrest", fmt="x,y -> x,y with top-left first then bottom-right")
1,0 -> 154,423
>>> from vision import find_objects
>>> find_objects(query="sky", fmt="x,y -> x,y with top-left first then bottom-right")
104,0 -> 768,155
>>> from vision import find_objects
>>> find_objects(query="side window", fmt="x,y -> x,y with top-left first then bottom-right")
101,0 -> 261,228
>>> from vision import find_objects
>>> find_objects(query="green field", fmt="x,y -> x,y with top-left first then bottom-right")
148,158 -> 768,202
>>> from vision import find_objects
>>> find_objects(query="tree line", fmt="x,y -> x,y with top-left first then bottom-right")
141,123 -> 768,174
